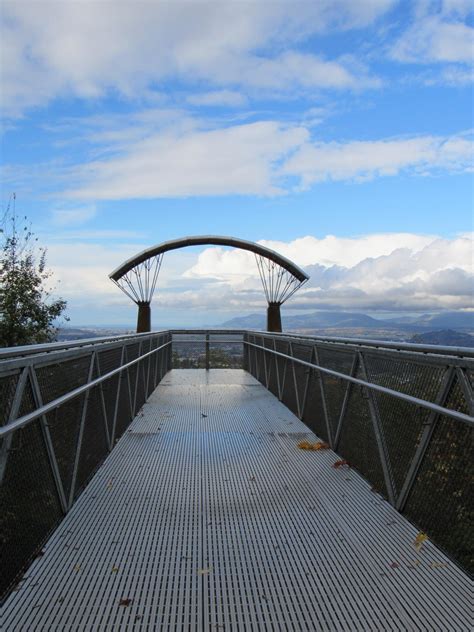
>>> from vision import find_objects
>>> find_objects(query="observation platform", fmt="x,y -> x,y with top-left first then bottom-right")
2,369 -> 470,631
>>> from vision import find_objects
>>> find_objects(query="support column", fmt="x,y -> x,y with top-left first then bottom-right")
267,302 -> 282,332
136,302 -> 151,333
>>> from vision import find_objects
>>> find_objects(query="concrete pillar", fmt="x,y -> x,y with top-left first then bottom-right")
136,302 -> 151,333
267,302 -> 282,332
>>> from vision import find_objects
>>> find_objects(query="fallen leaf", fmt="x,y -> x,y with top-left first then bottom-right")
119,598 -> 132,607
197,568 -> 212,575
430,562 -> 447,569
111,566 -> 119,573
74,565 -> 81,573
390,561 -> 400,569
413,532 -> 428,551
297,440 -> 330,451
315,442 -> 330,450
332,460 -> 349,469
297,440 -> 314,450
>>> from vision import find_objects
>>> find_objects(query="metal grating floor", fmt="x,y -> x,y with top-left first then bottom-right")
2,370 -> 471,631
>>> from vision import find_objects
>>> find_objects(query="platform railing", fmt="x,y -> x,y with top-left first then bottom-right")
0,331 -> 172,600
243,331 -> 473,576
1,329 -> 473,600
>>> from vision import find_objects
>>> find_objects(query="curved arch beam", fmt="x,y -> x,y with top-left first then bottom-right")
109,235 -> 309,283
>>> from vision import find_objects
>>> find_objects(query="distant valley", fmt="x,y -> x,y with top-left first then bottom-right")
57,311 -> 474,347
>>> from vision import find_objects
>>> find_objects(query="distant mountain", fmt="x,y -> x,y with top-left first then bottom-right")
409,329 -> 474,347
222,311 -> 388,330
412,312 -> 474,329
221,310 -> 474,332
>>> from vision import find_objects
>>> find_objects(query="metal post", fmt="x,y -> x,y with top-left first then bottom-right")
205,333 -> 210,371
267,302 -> 282,332
136,301 -> 151,333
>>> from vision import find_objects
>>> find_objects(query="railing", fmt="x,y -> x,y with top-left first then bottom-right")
1,328 -> 472,601
244,331 -> 473,576
170,330 -> 245,369
0,331 -> 172,600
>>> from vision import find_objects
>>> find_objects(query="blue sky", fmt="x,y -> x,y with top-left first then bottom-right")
1,0 -> 473,327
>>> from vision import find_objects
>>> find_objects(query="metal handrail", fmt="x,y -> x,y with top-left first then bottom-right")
0,330 -> 170,361
0,340 -> 172,438
244,340 -> 474,427
249,329 -> 474,358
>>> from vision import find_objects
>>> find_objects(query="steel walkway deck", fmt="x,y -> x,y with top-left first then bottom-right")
2,370 -> 471,631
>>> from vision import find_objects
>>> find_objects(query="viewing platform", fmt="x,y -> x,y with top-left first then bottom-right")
0,331 -> 472,630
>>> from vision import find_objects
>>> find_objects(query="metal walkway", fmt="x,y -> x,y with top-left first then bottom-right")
2,370 -> 471,631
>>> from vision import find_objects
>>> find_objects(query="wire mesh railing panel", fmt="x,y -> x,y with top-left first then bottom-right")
302,370 -> 329,442
115,373 -> 133,439
171,332 -> 244,369
244,332 -> 473,575
0,419 -> 63,599
318,347 -> 356,437
336,377 -> 388,497
364,355 -> 446,497
404,412 -> 473,574
290,343 -> 313,418
0,331 -> 171,602
263,338 -> 277,395
45,403 -> 82,501
0,373 -> 20,426
35,356 -> 92,404
74,385 -> 110,501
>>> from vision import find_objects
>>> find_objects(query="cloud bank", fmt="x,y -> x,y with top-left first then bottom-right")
57,113 -> 472,199
2,0 -> 393,115
45,232 -> 473,321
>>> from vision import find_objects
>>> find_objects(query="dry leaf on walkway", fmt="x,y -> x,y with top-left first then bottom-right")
119,598 -> 132,607
197,568 -> 212,575
297,440 -> 329,451
413,532 -> 428,551
332,460 -> 349,468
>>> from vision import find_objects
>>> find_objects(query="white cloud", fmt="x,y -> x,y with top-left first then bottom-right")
42,231 -> 473,322
52,205 -> 96,226
65,120 -> 309,199
45,107 -> 471,199
393,16 -> 473,64
187,90 -> 247,107
391,0 -> 473,70
6,108 -> 472,199
1,1 -> 394,115
281,132 -> 473,187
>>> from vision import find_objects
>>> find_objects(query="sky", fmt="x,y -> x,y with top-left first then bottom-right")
1,0 -> 473,327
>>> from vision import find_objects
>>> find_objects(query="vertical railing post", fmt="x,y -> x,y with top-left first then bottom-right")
205,333 -> 210,371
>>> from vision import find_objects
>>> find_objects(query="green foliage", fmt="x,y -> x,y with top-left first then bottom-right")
0,207 -> 68,347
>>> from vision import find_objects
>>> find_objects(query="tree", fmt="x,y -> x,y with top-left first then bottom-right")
0,198 -> 68,347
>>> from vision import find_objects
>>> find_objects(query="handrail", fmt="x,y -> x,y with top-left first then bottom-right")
248,329 -> 474,358
245,340 -> 474,427
0,330 -> 170,361
0,340 -> 172,438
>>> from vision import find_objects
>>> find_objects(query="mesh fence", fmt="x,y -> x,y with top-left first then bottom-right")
0,332 -> 171,601
171,333 -> 244,369
244,333 -> 474,576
